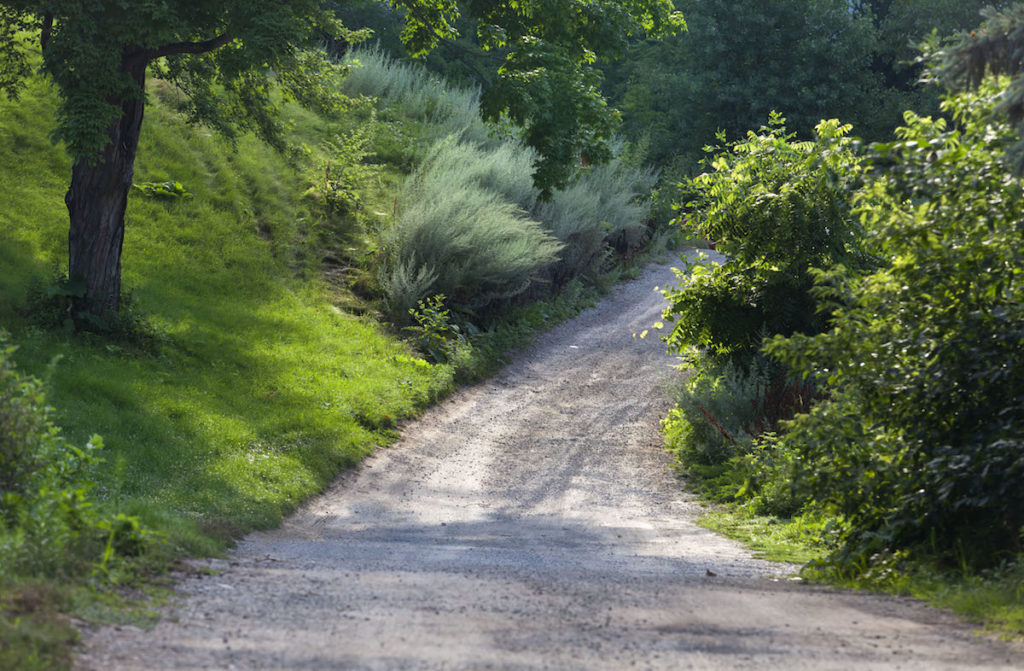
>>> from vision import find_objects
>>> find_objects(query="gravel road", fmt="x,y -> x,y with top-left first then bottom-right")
78,258 -> 1023,670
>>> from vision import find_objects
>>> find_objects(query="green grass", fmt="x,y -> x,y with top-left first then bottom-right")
697,507 -> 827,565
684,470 -> 1024,638
0,59 -> 646,669
1,75 -> 455,561
0,581 -> 79,671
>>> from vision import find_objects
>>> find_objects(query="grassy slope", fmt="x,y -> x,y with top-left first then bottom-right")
0,74 -> 452,559
0,60 -> 666,666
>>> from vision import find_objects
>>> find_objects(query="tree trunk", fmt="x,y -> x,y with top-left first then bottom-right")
66,54 -> 147,318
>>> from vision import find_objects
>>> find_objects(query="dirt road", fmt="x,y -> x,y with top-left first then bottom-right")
78,259 -> 1022,670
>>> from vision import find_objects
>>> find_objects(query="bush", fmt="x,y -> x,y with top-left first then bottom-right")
340,46 -> 491,147
380,137 -> 562,320
663,352 -> 815,516
766,85 -> 1024,569
0,333 -> 149,579
663,114 -> 871,366
536,148 -> 657,283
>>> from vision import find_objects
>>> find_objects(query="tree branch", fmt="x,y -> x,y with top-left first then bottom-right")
147,32 -> 232,60
399,2 -> 503,87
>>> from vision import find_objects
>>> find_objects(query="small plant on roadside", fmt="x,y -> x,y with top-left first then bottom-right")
404,294 -> 473,364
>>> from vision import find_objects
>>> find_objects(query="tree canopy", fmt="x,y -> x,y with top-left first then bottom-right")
0,0 -> 684,191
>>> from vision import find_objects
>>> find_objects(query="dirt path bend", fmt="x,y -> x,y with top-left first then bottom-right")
79,259 -> 1022,671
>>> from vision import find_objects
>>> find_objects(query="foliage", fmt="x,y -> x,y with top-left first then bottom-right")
0,0 -> 681,192
606,0 -> 883,168
340,46 -> 491,149
0,70 -> 453,557
380,136 -> 562,320
0,1 -> 681,318
765,84 -> 1024,570
308,125 -> 380,220
933,2 -> 1024,172
393,0 -> 685,193
698,507 -> 829,565
360,53 -> 659,318
852,0 -> 1002,91
535,142 -> 658,283
404,294 -> 473,364
0,333 -> 150,580
328,0 -> 498,88
663,115 -> 871,365
0,581 -> 78,671
0,336 -> 52,500
0,1 -> 345,158
663,352 -> 815,518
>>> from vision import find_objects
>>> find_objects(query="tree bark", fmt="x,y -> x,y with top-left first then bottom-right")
66,53 -> 148,318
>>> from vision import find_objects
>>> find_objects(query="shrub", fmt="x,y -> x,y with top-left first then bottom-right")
380,137 -> 562,320
663,352 -> 816,516
308,125 -> 380,220
411,137 -> 538,212
340,46 -> 491,147
661,115 -> 866,524
404,294 -> 473,364
535,143 -> 657,283
766,85 -> 1024,569
663,114 -> 871,367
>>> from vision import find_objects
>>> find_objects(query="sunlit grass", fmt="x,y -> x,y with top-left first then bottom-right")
697,506 -> 827,565
0,75 -> 451,560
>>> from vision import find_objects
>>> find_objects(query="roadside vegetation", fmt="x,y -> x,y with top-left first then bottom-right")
3,0 -> 1023,666
0,41 -> 665,668
661,11 -> 1024,636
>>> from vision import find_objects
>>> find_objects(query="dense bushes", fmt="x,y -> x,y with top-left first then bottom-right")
664,115 -> 870,365
665,83 -> 1024,572
537,150 -> 658,283
339,47 -> 491,148
766,88 -> 1024,568
358,49 -> 659,322
662,116 -> 865,525
380,138 -> 563,319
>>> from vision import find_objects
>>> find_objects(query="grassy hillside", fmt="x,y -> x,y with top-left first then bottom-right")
0,45 -> 671,666
1,72 -> 459,558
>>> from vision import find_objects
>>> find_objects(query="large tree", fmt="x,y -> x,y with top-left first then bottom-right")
0,1 -> 682,318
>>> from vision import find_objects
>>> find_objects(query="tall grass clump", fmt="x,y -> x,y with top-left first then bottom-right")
536,144 -> 658,282
412,137 -> 538,211
340,46 -> 490,146
381,137 -> 562,320
342,48 -> 661,303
